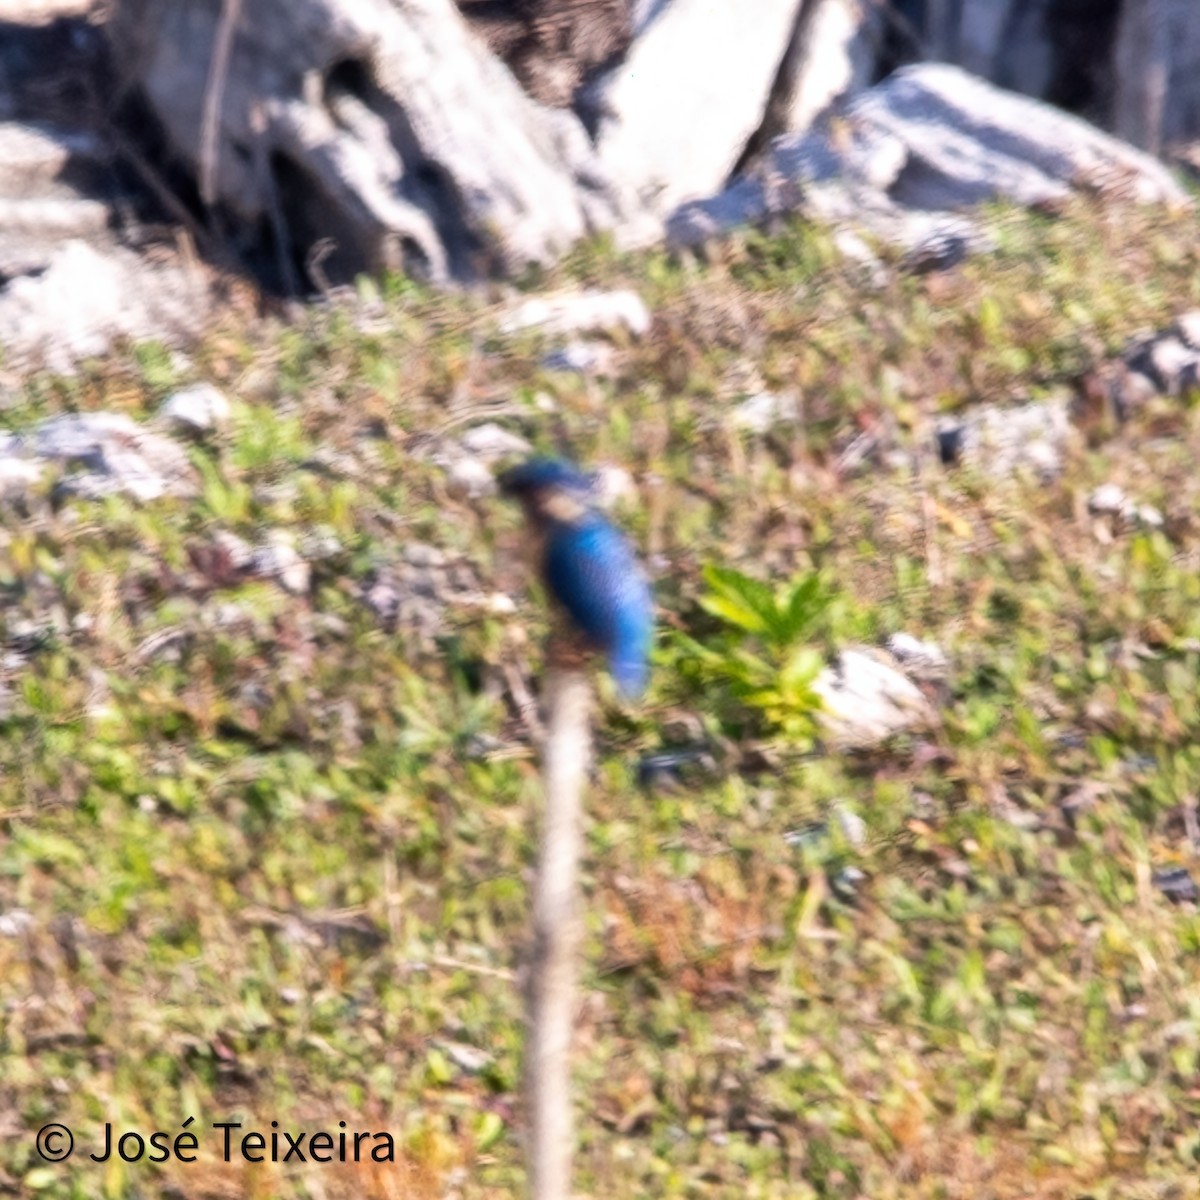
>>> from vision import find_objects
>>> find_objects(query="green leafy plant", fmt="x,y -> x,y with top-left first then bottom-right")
677,565 -> 833,747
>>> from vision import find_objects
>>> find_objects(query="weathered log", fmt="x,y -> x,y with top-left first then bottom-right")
107,0 -> 639,285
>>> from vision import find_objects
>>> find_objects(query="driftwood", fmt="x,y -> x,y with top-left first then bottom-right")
107,0 -> 637,285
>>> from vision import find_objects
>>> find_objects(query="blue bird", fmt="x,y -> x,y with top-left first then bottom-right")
499,457 -> 653,698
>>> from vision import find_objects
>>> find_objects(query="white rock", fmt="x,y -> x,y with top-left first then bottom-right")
0,240 -> 213,374
1148,337 -> 1200,396
250,532 -> 310,594
1088,482 -> 1131,517
731,391 -> 799,435
941,397 -> 1072,483
445,455 -> 496,499
501,289 -> 651,338
29,411 -> 196,501
110,0 -> 639,284
833,802 -> 867,849
0,1 -> 92,21
211,530 -> 254,571
299,526 -> 344,562
159,383 -> 231,434
0,456 -> 43,491
591,463 -> 638,508
814,646 -> 936,750
885,632 -> 949,682
0,908 -> 33,936
784,0 -> 880,134
1176,311 -> 1200,351
458,423 -> 532,461
668,63 -> 1191,262
588,0 -> 800,213
1088,483 -> 1163,529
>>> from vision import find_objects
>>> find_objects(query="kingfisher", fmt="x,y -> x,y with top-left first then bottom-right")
498,457 -> 653,699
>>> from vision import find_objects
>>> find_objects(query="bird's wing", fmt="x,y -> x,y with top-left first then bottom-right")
544,519 -> 652,695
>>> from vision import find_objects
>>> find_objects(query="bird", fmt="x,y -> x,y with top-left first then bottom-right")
498,457 -> 653,699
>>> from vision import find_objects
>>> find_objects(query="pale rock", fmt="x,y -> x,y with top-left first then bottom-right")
27,411 -> 196,501
814,646 -> 937,749
159,383 -> 231,434
668,64 -> 1191,264
445,455 -> 496,499
0,908 -> 33,936
784,0 -> 881,134
885,632 -> 949,682
591,463 -> 637,508
458,423 -> 532,461
1087,483 -> 1163,530
211,530 -> 254,571
250,532 -> 311,594
588,0 -> 800,213
937,396 -> 1071,483
1147,337 -> 1200,396
731,391 -> 800,435
501,289 -> 651,338
0,240 -> 212,374
0,456 -> 43,492
1176,311 -> 1200,351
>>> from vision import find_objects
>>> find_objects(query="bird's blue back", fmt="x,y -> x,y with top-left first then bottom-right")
543,512 -> 652,698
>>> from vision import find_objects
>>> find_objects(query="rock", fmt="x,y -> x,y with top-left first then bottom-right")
298,526 -> 344,562
1153,866 -> 1199,904
731,391 -> 800,435
885,632 -> 949,683
785,0 -> 879,134
0,121 -> 112,277
1176,311 -> 1200,351
668,63 -> 1191,263
500,289 -> 651,338
0,908 -> 33,936
936,396 -> 1071,482
586,0 -> 800,213
458,423 -> 532,461
210,530 -> 255,572
108,0 -> 639,285
249,532 -> 311,595
590,463 -> 638,508
359,544 -> 498,645
1147,337 -> 1200,397
743,0 -> 882,157
813,646 -> 937,750
0,240 -> 213,375
159,383 -> 232,435
445,455 -> 497,499
0,411 -> 197,502
0,456 -> 44,494
1087,483 -> 1163,530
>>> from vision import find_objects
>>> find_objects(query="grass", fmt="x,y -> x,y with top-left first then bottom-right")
3,196 -> 1200,1198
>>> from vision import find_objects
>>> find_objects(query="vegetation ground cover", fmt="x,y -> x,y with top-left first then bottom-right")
3,197 -> 1200,1199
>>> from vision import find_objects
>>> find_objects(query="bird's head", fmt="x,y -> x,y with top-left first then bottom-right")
497,457 -> 595,525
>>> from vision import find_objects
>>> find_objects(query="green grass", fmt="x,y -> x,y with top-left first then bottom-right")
3,197 -> 1200,1198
